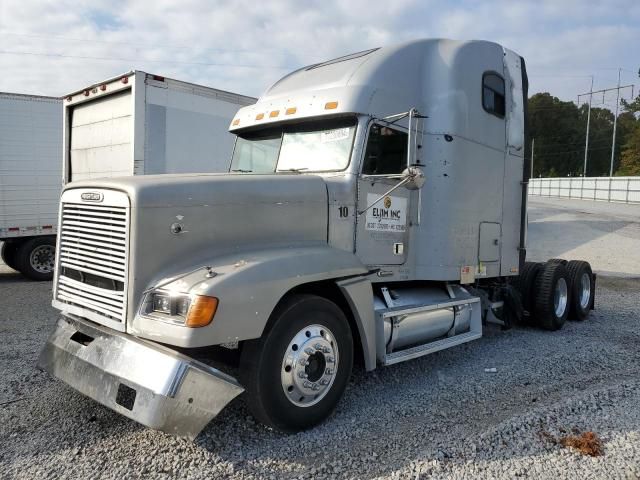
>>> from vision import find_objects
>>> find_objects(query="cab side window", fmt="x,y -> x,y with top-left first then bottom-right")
362,124 -> 407,174
482,72 -> 505,118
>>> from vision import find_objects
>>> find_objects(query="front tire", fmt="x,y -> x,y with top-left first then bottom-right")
1,241 -> 20,271
239,294 -> 353,432
15,236 -> 56,281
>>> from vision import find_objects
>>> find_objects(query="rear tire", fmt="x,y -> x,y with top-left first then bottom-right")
566,260 -> 594,321
239,294 -> 353,432
1,241 -> 20,271
15,237 -> 56,281
513,261 -> 543,313
534,262 -> 571,331
547,258 -> 568,265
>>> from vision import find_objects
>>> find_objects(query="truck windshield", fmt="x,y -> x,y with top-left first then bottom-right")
230,118 -> 356,173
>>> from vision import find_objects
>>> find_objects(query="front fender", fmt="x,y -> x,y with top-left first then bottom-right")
129,246 -> 368,348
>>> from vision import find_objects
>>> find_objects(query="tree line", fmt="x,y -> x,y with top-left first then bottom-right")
526,89 -> 640,177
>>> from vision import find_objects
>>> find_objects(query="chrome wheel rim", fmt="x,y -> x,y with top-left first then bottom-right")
554,277 -> 568,317
579,273 -> 591,309
281,324 -> 339,407
29,245 -> 55,273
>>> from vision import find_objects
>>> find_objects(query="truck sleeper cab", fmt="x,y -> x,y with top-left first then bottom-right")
38,39 -> 596,438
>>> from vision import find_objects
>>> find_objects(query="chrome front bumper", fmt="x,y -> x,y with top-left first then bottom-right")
37,316 -> 244,439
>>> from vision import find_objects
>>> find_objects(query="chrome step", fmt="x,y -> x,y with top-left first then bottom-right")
383,331 -> 482,366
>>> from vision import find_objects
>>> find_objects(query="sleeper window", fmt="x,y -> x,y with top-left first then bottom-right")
362,124 -> 408,175
482,73 -> 505,118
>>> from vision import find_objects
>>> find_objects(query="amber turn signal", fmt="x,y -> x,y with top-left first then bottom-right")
185,295 -> 219,328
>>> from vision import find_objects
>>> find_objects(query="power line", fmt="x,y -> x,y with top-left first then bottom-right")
0,31 -> 284,55
534,145 -> 613,157
0,49 -> 291,70
536,139 -> 615,148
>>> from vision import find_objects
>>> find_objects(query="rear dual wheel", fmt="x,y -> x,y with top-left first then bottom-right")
513,261 -> 544,313
566,260 -> 594,321
534,262 -> 571,330
514,259 -> 595,329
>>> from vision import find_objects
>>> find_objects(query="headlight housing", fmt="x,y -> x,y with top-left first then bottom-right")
141,290 -> 218,328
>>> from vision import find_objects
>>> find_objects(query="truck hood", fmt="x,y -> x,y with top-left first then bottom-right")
62,173 -> 329,325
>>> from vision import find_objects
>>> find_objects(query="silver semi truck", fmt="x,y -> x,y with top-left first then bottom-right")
39,39 -> 596,438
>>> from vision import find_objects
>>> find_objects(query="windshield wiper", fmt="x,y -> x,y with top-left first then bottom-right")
278,167 -> 308,173
231,168 -> 252,173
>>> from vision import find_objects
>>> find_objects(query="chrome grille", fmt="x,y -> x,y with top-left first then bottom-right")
56,202 -> 129,323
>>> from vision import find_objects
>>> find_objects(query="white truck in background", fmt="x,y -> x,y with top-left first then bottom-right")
0,92 -> 62,280
1,73 -> 256,280
63,71 -> 256,182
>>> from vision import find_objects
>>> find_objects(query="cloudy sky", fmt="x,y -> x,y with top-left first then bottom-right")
1,0 -> 638,108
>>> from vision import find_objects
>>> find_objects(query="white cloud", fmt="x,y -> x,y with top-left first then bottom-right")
0,0 -> 638,104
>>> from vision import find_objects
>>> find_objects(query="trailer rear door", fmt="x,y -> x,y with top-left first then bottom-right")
69,90 -> 132,181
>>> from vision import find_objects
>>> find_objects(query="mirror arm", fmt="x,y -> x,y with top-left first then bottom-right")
407,108 -> 414,169
357,177 -> 412,216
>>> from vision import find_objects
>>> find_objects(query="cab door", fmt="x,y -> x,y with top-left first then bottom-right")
355,123 -> 411,266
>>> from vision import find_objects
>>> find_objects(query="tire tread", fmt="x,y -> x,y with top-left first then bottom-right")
534,262 -> 570,331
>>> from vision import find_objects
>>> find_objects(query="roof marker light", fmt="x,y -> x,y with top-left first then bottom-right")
285,107 -> 297,115
99,84 -> 107,91
255,113 -> 264,120
121,76 -> 129,84
83,90 -> 90,97
325,101 -> 338,110
66,96 -> 72,102
269,110 -> 280,118
232,119 -> 240,126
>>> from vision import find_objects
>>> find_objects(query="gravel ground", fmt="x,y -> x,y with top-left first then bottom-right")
1,273 -> 639,479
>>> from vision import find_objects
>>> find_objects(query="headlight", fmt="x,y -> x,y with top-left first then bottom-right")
151,292 -> 191,316
141,290 -> 218,328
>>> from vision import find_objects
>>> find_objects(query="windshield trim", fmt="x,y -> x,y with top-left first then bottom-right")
229,115 -> 359,174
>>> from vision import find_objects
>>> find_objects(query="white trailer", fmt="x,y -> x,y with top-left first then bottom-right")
63,71 -> 256,182
0,92 -> 62,280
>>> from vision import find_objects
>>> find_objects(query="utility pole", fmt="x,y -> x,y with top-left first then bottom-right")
530,138 -> 535,178
577,78 -> 635,178
609,68 -> 621,177
583,76 -> 593,177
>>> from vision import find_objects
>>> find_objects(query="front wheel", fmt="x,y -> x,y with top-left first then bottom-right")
239,294 -> 353,432
16,236 -> 56,281
1,241 -> 20,271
